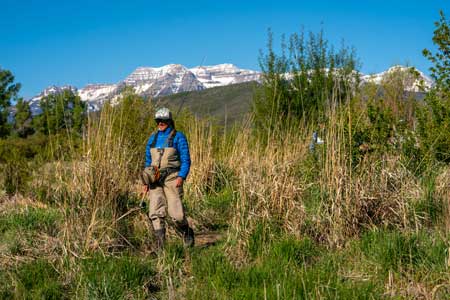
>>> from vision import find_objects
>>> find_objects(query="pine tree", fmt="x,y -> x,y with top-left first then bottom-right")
0,68 -> 21,138
13,98 -> 34,137
33,89 -> 87,135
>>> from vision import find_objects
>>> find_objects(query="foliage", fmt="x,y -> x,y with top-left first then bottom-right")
423,10 -> 450,93
418,11 -> 450,163
110,87 -> 154,161
13,98 -> 34,137
253,29 -> 359,134
33,89 -> 87,135
343,66 -> 433,173
0,135 -> 47,195
0,68 -> 21,138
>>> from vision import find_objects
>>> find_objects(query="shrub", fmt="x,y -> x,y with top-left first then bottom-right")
418,11 -> 450,163
253,28 -> 358,135
0,135 -> 47,195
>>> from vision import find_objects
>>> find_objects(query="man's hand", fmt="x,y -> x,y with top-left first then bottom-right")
142,185 -> 149,195
175,177 -> 184,187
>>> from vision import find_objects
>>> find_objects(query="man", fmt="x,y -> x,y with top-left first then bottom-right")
142,107 -> 194,250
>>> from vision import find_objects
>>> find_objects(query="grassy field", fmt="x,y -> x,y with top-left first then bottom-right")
1,95 -> 449,299
1,192 -> 449,299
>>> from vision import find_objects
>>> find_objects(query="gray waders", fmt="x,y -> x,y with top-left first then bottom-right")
147,130 -> 194,250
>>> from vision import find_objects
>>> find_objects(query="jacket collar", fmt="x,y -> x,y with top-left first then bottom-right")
158,126 -> 173,135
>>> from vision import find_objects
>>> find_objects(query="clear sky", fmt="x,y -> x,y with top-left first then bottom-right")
1,0 -> 448,98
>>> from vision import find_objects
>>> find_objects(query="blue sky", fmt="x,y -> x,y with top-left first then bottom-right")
1,0 -> 448,98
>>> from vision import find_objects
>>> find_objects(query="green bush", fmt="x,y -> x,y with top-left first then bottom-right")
0,135 -> 47,195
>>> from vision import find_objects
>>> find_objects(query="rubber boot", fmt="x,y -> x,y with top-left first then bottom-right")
154,228 -> 166,252
176,223 -> 195,247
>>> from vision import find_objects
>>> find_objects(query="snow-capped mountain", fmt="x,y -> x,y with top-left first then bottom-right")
26,64 -> 433,115
78,83 -> 119,102
361,65 -> 433,92
27,63 -> 261,114
124,64 -> 205,97
190,64 -> 260,88
78,83 -> 123,111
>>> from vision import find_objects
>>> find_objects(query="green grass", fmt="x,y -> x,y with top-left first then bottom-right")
187,187 -> 235,231
413,174 -> 444,226
1,208 -> 448,299
188,236 -> 382,299
0,206 -> 61,235
0,259 -> 67,300
359,229 -> 449,276
78,253 -> 156,299
0,254 -> 157,300
186,227 -> 450,299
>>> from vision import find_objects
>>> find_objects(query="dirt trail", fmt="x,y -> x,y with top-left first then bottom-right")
194,232 -> 223,248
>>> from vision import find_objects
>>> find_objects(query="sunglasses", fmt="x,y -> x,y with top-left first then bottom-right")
155,119 -> 168,124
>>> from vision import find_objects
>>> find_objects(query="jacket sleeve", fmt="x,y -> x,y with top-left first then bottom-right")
145,134 -> 154,168
176,132 -> 191,179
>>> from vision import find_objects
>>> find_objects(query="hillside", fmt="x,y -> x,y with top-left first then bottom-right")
157,81 -> 257,125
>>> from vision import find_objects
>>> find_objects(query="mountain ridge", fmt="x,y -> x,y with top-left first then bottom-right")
26,64 -> 433,115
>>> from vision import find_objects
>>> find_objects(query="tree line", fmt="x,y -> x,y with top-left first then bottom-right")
0,74 -> 87,139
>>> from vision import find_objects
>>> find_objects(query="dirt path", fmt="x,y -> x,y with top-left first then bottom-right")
194,232 -> 223,248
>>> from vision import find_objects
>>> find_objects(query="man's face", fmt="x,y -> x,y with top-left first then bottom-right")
156,119 -> 169,131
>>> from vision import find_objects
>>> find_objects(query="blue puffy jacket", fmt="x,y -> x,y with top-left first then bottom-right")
145,127 -> 191,179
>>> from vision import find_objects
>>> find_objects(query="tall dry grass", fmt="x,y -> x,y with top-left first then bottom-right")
30,99 -> 154,256
219,121 -> 309,260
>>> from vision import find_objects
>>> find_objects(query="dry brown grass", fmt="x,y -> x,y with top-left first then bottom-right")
435,166 -> 450,233
26,102 -> 150,257
214,122 -> 308,261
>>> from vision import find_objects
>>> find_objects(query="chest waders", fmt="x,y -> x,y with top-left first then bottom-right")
147,129 -> 194,251
149,129 -> 181,183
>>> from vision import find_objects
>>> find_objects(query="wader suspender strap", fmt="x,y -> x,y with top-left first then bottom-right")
150,129 -> 177,148
150,129 -> 177,168
150,131 -> 159,148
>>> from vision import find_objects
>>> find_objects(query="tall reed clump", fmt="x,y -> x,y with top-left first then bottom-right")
433,166 -> 450,232
51,91 -> 155,255
315,96 -> 424,247
221,121 -> 310,262
180,115 -> 216,203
